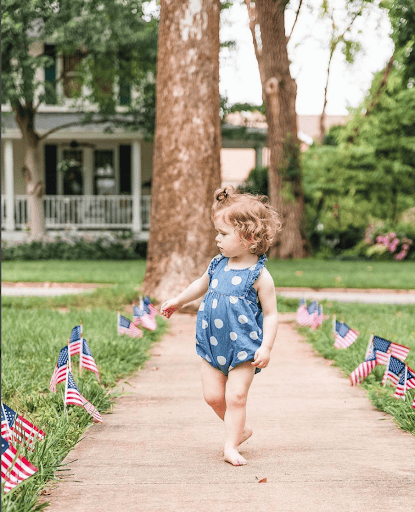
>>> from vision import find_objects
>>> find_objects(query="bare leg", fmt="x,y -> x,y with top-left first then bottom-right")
200,360 -> 253,445
223,362 -> 255,466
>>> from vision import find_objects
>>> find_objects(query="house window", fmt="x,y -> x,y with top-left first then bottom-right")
63,51 -> 86,98
94,150 -> 116,195
44,44 -> 57,105
119,82 -> 131,106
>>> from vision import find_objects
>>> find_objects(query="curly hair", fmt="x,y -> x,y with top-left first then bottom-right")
211,186 -> 282,255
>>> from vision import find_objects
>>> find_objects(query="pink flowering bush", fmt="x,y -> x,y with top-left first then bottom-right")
374,232 -> 412,260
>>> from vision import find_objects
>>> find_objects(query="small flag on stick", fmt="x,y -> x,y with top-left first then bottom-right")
68,325 -> 82,356
382,355 -> 406,387
143,295 -> 158,318
65,371 -> 102,423
49,346 -> 70,392
296,299 -> 309,325
1,403 -> 45,449
1,436 -> 38,494
80,339 -> 100,382
334,321 -> 359,349
133,302 -> 157,331
118,313 -> 143,338
310,304 -> 323,330
394,366 -> 415,399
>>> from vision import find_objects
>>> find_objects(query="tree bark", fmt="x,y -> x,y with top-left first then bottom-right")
246,0 -> 309,258
142,0 -> 222,305
14,103 -> 45,239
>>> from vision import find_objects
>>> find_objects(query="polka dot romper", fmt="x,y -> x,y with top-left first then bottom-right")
196,253 -> 267,376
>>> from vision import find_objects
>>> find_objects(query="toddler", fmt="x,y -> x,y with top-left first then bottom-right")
161,186 -> 281,466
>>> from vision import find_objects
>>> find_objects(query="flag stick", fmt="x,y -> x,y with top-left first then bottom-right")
332,315 -> 336,335
117,311 -> 120,335
67,339 -> 72,374
79,321 -> 83,377
64,361 -> 69,417
382,352 -> 392,386
365,334 -> 374,360
402,365 -> 408,400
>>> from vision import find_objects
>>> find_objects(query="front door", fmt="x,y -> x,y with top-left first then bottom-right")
62,149 -> 83,195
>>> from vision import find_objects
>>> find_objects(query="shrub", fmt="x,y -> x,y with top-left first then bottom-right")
1,232 -> 148,261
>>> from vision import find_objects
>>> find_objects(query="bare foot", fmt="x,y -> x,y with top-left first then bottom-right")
239,426 -> 253,446
224,447 -> 247,466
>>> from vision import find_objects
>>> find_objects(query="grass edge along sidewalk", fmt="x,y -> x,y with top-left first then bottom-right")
297,300 -> 415,436
1,304 -> 168,512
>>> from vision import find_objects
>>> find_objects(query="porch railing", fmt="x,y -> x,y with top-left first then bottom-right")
1,195 -> 151,230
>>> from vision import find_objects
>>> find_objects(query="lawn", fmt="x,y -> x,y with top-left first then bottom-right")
297,300 -> 415,436
1,272 -> 167,510
3,258 -> 415,289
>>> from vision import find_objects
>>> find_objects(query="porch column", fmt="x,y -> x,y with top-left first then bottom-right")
132,140 -> 142,235
83,147 -> 94,195
4,139 -> 15,231
255,145 -> 263,169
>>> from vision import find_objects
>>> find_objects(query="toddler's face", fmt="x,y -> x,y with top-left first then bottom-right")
213,212 -> 246,258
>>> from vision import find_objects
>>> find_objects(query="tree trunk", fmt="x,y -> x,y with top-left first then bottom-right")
14,103 -> 45,239
246,0 -> 309,258
142,0 -> 222,305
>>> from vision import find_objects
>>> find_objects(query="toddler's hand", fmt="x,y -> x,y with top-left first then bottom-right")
160,299 -> 181,318
252,346 -> 271,368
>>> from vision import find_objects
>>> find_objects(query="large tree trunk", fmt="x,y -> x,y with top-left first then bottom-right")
142,0 -> 222,305
246,0 -> 310,258
14,103 -> 45,239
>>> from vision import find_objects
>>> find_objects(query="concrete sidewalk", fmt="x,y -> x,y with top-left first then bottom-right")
42,314 -> 414,512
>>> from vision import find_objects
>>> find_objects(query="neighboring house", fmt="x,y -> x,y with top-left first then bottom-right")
1,43 -> 346,239
220,112 -> 347,188
1,42 -> 153,240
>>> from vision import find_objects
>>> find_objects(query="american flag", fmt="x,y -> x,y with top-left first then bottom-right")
144,296 -> 158,318
334,321 -> 359,349
1,436 -> 38,494
382,355 -> 406,387
1,403 -> 45,449
118,314 -> 143,338
372,336 -> 392,365
80,339 -> 100,382
296,299 -> 309,325
68,325 -> 82,356
49,346 -> 69,392
394,366 -> 415,399
133,305 -> 157,331
390,342 -> 410,362
310,305 -> 323,330
65,371 -> 102,423
350,354 -> 377,385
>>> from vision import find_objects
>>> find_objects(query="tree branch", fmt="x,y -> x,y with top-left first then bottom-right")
287,0 -> 303,43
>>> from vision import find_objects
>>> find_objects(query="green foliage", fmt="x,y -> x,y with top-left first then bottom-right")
238,166 -> 269,196
1,0 -> 158,138
388,0 -> 415,82
298,301 -> 415,435
2,234 -> 148,261
301,62 -> 415,255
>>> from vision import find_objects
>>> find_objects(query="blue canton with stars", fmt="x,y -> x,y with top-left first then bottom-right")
1,404 -> 17,429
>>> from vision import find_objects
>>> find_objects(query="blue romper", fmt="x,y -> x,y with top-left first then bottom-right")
195,254 -> 267,376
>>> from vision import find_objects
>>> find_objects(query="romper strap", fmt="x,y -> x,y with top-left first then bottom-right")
208,254 -> 224,277
244,254 -> 267,294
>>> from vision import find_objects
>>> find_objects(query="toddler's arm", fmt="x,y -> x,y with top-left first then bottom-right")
161,269 -> 210,318
252,268 -> 278,368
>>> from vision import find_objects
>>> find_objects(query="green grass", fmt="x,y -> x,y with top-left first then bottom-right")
1,260 -> 147,285
1,285 -> 166,509
3,259 -> 415,289
297,301 -> 415,436
267,259 -> 415,289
